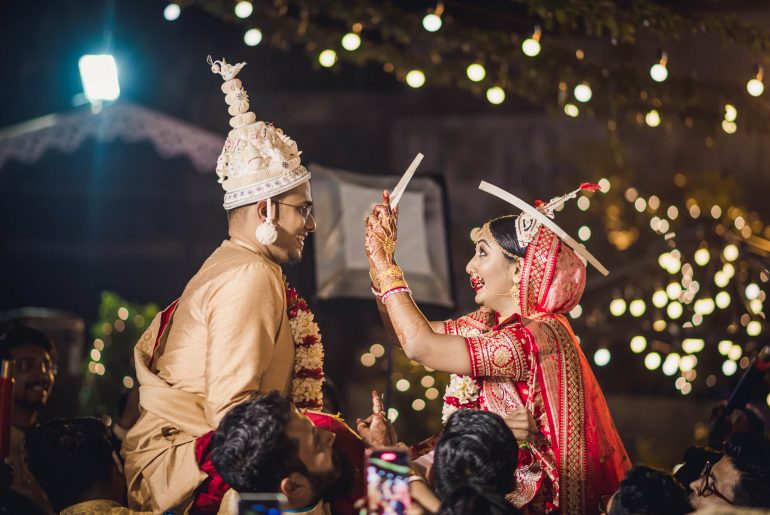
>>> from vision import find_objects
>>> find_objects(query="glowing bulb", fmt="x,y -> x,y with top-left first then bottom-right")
425,387 -> 440,400
406,70 -> 426,88
629,299 -> 646,317
521,28 -> 542,57
694,248 -> 710,266
90,349 -> 101,361
652,289 -> 668,308
728,345 -> 743,361
341,32 -> 361,51
598,178 -> 611,192
750,299 -> 763,314
412,399 -> 426,411
370,343 -> 385,358
653,319 -> 667,332
396,379 -> 411,391
422,13 -> 442,32
577,196 -> 590,211
645,109 -> 661,127
578,226 -> 591,241
593,348 -> 611,367
569,304 -> 583,318
650,63 -> 668,82
667,206 -> 679,219
747,320 -> 762,336
466,63 -> 486,82
717,340 -> 732,355
645,352 -> 662,370
681,382 -> 692,395
630,336 -> 647,353
360,353 -> 375,367
682,339 -> 705,354
609,298 -> 627,317
723,244 -> 739,262
724,104 -> 738,122
234,0 -> 253,18
244,28 -> 263,47
78,55 -> 120,103
667,301 -> 683,319
486,86 -> 505,105
722,120 -> 737,134
164,3 -> 181,21
421,375 -> 435,388
714,271 -> 729,288
387,408 -> 399,422
715,291 -> 731,309
666,282 -> 682,299
574,83 -> 592,102
694,298 -> 715,316
722,360 -> 737,376
564,103 -> 579,117
746,283 -> 761,300
318,49 -> 337,68
747,78 -> 764,97
680,355 -> 698,372
662,356 -> 679,376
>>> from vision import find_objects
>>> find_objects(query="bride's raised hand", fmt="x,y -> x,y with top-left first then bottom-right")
365,190 -> 399,271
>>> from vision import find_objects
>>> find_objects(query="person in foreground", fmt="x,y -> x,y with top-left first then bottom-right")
25,417 -> 151,515
431,409 -> 521,515
688,432 -> 770,511
599,465 -> 692,515
210,391 -> 398,515
364,183 -> 630,514
122,56 -> 323,514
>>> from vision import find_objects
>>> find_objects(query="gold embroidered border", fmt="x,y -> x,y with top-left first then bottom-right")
520,227 -> 561,317
540,316 -> 587,514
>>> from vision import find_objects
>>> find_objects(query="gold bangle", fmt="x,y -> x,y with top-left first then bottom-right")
380,278 -> 408,292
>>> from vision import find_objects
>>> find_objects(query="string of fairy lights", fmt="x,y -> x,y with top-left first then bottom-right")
564,175 -> 768,400
163,0 -> 770,134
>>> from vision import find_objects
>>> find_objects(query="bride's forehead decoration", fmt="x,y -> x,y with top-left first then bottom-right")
472,181 -> 609,276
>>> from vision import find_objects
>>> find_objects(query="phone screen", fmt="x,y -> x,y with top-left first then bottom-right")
365,448 -> 412,514
238,493 -> 287,515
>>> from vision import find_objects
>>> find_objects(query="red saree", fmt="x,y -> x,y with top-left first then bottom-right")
442,225 -> 630,514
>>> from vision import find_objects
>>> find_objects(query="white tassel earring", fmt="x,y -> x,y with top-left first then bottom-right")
255,198 -> 278,245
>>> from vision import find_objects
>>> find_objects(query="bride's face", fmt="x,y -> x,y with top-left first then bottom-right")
465,239 -> 523,314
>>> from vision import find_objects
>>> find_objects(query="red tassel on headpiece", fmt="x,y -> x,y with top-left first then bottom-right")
580,182 -> 601,191
534,199 -> 544,207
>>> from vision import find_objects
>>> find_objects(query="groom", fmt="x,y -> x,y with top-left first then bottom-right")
122,58 -> 319,514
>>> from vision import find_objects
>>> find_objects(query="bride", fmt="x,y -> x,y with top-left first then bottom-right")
364,183 -> 630,514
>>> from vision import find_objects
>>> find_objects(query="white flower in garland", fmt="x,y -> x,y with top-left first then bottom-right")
445,374 -> 480,404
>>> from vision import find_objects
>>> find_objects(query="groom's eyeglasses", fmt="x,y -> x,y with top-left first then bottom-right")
274,200 -> 313,220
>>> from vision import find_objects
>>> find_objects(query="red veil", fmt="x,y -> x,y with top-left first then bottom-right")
520,225 -> 631,514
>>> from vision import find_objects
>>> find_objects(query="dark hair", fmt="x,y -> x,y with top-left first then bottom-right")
488,217 -> 527,259
723,432 -> 770,508
609,465 -> 692,515
25,418 -> 116,512
211,392 -> 307,493
0,323 -> 55,361
434,410 -> 520,515
709,402 -> 766,449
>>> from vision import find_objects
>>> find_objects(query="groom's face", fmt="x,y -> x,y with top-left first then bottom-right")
273,182 -> 316,265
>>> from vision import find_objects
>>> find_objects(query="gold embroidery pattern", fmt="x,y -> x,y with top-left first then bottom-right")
444,309 -> 495,336
467,327 -> 529,379
520,227 -> 561,317
541,316 -> 586,514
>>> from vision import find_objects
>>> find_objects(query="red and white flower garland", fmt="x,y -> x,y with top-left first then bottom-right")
286,286 -> 324,410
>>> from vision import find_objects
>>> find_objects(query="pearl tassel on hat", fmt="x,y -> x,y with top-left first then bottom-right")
255,198 -> 278,245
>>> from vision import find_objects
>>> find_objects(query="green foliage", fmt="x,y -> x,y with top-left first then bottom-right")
79,291 -> 159,419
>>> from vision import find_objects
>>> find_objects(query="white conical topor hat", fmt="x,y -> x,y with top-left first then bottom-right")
208,57 -> 310,210
478,181 -> 609,276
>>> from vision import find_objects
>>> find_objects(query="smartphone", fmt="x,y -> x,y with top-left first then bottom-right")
365,447 -> 412,514
238,493 -> 288,515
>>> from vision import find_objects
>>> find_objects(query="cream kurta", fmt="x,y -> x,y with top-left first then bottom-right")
123,240 -> 295,514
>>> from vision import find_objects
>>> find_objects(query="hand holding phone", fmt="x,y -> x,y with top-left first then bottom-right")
365,447 -> 412,514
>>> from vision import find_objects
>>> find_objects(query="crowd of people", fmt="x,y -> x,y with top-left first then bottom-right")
2,56 -> 770,514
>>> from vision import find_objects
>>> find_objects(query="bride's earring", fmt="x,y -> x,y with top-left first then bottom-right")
255,198 -> 278,245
